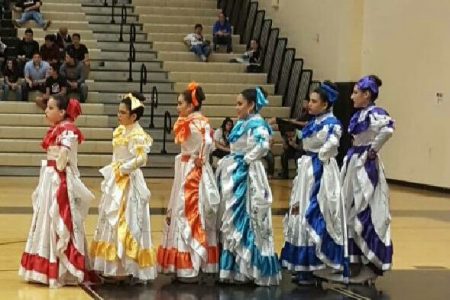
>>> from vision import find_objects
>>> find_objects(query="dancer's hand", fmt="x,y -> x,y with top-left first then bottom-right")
291,204 -> 299,215
367,149 -> 377,160
165,209 -> 172,226
194,157 -> 204,168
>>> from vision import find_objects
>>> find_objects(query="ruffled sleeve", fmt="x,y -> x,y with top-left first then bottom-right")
244,125 -> 271,164
369,108 -> 395,152
318,124 -> 342,162
119,129 -> 153,175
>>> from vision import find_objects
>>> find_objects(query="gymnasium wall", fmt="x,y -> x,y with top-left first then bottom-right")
256,0 -> 450,188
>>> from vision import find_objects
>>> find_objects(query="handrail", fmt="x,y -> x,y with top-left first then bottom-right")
139,63 -> 147,93
118,4 -> 128,42
104,0 -> 108,6
110,0 -> 117,24
160,111 -> 172,154
149,86 -> 159,129
127,23 -> 136,82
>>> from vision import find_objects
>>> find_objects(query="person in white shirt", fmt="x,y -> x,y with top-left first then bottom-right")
184,24 -> 211,62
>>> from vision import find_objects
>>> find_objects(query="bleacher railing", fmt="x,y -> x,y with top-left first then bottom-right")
161,111 -> 172,154
219,0 -> 316,118
149,86 -> 158,129
127,23 -> 136,81
119,4 -> 128,42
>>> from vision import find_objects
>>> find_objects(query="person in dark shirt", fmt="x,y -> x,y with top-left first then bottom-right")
35,62 -> 67,109
40,34 -> 60,65
1,58 -> 22,101
66,33 -> 90,76
60,51 -> 87,102
17,28 -> 40,77
212,12 -> 232,53
279,125 -> 303,179
13,0 -> 51,30
55,27 -> 72,52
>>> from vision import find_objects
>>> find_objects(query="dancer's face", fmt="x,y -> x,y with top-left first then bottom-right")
117,103 -> 136,126
236,94 -> 254,120
308,92 -> 328,116
351,85 -> 371,108
177,94 -> 194,117
45,98 -> 65,125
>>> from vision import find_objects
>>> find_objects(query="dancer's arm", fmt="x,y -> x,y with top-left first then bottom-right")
56,130 -> 77,171
244,126 -> 271,164
370,111 -> 395,153
318,124 -> 342,162
119,133 -> 153,174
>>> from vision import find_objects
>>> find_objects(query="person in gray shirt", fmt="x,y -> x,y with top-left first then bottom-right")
59,50 -> 88,102
22,52 -> 49,101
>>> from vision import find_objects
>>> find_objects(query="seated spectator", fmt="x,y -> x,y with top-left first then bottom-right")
183,24 -> 211,62
269,100 -> 311,131
211,117 -> 233,159
66,33 -> 90,75
0,38 -> 6,59
279,124 -> 303,179
1,58 -> 22,101
35,62 -> 66,109
60,51 -> 87,103
55,27 -> 72,52
13,0 -> 51,30
263,137 -> 275,179
213,12 -> 232,53
22,52 -> 49,101
230,39 -> 262,73
17,28 -> 40,75
40,34 -> 60,65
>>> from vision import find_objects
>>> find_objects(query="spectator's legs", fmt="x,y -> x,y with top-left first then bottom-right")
225,35 -> 233,53
191,45 -> 207,62
1,84 -> 8,101
213,35 -> 218,51
79,83 -> 88,103
16,11 -> 33,26
202,45 -> 211,60
30,11 -> 46,27
15,83 -> 22,101
264,150 -> 275,177
21,82 -> 29,101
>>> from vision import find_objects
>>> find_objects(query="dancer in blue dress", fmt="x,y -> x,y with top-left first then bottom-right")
216,87 -> 282,286
280,81 -> 348,285
341,75 -> 395,282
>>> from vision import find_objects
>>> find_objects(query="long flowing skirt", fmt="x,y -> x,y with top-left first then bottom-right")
217,154 -> 281,286
341,146 -> 393,272
90,164 -> 158,280
280,154 -> 348,276
157,154 -> 220,278
19,161 -> 94,288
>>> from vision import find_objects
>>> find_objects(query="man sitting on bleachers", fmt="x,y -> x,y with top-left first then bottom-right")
55,27 -> 72,53
21,51 -> 49,101
184,24 -> 211,62
35,62 -> 66,109
213,12 -> 232,53
17,28 -> 39,75
59,50 -> 87,103
40,34 -> 60,65
66,33 -> 90,76
12,0 -> 51,30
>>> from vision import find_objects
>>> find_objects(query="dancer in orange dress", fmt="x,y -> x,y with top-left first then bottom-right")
157,82 -> 220,282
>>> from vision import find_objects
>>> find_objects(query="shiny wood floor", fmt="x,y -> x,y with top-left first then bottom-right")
0,177 -> 449,299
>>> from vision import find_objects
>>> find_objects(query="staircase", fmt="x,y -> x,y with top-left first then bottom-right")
0,0 -> 291,178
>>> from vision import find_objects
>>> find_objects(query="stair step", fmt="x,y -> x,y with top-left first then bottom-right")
147,33 -> 240,44
82,5 -> 134,15
173,82 -> 275,95
90,71 -> 168,81
0,114 -> 111,128
97,41 -> 152,52
163,61 -> 246,73
143,23 -> 214,34
158,51 -> 241,63
137,14 -> 217,25
90,60 -> 163,70
89,23 -> 144,33
135,6 -> 218,17
42,3 -> 84,12
168,72 -> 267,84
93,32 -> 147,42
153,41 -> 247,53
19,29 -> 95,40
132,0 -> 217,9
86,15 -> 139,24
96,50 -> 157,61
87,81 -> 173,93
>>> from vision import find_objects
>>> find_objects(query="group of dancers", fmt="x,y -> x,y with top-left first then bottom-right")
18,74 -> 394,288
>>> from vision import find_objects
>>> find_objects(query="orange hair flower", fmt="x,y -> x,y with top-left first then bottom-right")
186,82 -> 199,107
